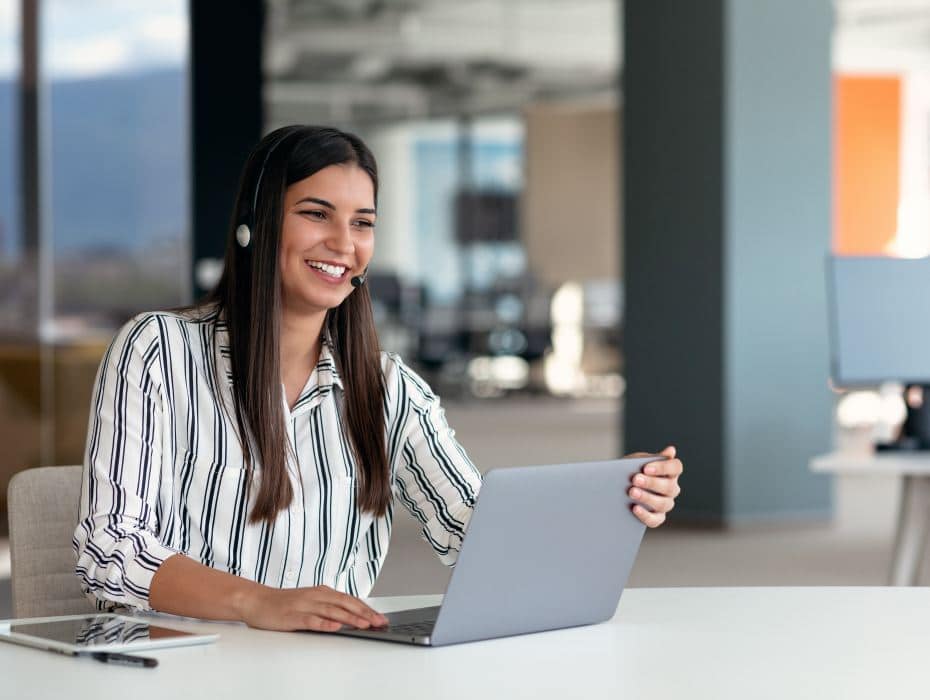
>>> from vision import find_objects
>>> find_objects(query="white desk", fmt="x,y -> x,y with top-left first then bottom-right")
811,451 -> 930,585
4,588 -> 930,699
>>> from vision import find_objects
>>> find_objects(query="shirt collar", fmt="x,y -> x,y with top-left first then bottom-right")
285,329 -> 344,417
212,312 -> 344,413
316,333 -> 344,391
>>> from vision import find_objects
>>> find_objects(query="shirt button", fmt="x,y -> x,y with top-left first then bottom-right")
284,570 -> 297,585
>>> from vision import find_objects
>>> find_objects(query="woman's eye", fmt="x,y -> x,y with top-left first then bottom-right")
354,219 -> 375,229
300,210 -> 326,220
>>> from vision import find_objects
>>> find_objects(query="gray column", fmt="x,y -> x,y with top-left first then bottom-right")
623,0 -> 833,524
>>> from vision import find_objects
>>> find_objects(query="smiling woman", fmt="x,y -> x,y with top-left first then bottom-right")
71,125 -> 684,634
204,127 -> 393,527
280,165 -> 377,314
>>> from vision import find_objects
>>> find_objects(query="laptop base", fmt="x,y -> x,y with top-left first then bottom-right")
332,605 -> 440,646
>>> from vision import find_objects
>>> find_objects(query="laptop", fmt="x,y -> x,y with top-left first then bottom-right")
334,457 -> 654,647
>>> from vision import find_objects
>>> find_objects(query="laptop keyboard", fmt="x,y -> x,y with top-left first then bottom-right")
385,620 -> 436,636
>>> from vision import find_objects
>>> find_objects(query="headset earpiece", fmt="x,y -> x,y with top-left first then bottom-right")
236,224 -> 251,248
237,132 -> 290,250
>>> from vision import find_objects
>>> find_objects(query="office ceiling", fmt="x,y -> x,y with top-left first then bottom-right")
835,0 -> 930,71
264,0 -> 619,128
264,0 -> 930,128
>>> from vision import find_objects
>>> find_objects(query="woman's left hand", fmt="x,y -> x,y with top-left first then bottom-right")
626,445 -> 683,528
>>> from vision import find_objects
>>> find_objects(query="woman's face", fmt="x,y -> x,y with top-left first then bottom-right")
278,163 -> 376,316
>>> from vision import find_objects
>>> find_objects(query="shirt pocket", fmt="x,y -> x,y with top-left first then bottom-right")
180,451 -> 250,537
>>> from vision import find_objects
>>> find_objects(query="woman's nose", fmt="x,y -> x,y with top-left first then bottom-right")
327,221 -> 354,253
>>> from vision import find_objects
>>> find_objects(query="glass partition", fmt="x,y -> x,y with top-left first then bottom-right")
0,1 -> 190,506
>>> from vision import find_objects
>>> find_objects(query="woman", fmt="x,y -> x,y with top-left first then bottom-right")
73,125 -> 683,633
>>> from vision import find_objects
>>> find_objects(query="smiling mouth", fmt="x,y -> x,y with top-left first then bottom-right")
305,260 -> 348,279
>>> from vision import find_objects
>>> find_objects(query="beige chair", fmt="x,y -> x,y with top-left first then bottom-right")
8,465 -> 96,618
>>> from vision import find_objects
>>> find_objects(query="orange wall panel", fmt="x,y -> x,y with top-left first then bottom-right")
833,75 -> 901,255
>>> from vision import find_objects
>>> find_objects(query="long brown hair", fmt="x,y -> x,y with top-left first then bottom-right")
203,125 -> 390,524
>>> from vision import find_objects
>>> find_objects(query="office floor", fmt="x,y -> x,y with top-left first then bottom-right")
0,397 -> 918,618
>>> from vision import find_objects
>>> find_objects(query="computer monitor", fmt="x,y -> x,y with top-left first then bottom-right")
828,255 -> 930,386
454,190 -> 518,244
827,255 -> 930,448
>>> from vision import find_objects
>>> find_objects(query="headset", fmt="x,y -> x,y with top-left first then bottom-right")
235,132 -> 368,288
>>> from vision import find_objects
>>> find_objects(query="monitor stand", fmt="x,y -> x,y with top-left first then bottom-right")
877,384 -> 930,452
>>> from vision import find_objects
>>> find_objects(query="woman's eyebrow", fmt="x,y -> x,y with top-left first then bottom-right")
294,196 -> 376,215
295,196 -> 334,209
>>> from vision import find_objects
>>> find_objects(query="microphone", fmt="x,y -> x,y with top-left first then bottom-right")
351,267 -> 369,288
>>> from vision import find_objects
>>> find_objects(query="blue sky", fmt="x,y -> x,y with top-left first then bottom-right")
0,0 -> 187,80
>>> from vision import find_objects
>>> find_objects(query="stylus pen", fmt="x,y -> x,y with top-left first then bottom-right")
86,651 -> 158,668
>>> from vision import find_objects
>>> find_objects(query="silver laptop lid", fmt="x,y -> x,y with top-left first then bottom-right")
430,457 -> 650,646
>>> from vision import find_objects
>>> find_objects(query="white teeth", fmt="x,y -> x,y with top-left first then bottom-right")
307,261 -> 346,277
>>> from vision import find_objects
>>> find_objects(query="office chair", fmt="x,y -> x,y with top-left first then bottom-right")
7,465 -> 96,618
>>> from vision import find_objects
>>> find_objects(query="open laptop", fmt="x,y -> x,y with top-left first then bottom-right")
334,457 -> 654,647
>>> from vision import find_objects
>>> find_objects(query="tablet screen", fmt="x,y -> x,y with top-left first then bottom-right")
10,615 -> 196,647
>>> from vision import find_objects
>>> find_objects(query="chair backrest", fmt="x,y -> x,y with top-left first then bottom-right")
8,465 -> 96,618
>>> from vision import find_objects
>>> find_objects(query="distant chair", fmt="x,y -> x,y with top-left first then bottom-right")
8,465 -> 95,618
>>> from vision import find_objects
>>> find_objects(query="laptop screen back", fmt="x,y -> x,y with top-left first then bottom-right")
430,458 -> 649,646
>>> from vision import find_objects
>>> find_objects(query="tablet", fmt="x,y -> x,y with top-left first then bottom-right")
0,613 -> 218,655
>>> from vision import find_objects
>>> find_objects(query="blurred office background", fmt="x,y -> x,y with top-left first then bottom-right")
1,0 -> 929,614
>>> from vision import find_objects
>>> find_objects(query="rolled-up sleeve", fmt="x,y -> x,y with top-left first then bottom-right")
73,314 -> 178,611
384,354 -> 482,566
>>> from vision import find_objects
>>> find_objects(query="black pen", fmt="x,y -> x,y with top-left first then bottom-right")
86,651 -> 158,668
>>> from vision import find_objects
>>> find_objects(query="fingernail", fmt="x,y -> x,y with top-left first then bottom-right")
634,474 -> 646,486
631,488 -> 642,498
645,465 -> 656,475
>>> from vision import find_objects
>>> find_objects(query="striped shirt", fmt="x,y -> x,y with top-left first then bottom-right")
72,308 -> 483,611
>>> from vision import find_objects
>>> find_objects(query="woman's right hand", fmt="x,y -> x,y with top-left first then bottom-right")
238,584 -> 389,632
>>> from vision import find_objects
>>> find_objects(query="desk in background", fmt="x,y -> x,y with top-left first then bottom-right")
811,451 -> 930,585
3,588 -> 930,699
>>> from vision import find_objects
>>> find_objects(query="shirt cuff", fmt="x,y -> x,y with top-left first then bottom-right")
124,540 -> 180,611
